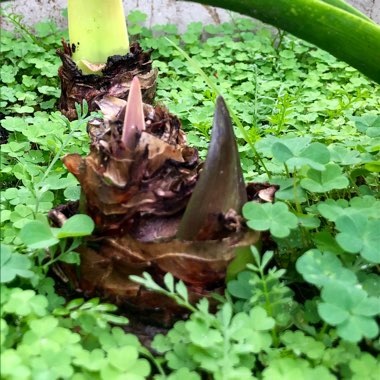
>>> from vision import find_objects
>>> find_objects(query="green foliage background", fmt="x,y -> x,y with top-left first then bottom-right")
1,9 -> 379,380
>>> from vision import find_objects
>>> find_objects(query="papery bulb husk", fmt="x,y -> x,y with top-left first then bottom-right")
57,41 -> 158,120
63,97 -> 199,234
49,203 -> 260,326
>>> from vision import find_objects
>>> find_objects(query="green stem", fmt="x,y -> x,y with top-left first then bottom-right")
258,266 -> 279,347
139,348 -> 166,377
177,0 -> 380,84
68,0 -> 130,74
317,322 -> 329,340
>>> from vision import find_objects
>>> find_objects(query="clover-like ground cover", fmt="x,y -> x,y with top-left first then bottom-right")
1,10 -> 379,380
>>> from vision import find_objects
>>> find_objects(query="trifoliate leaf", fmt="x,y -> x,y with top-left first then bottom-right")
263,358 -> 336,380
312,231 -> 344,254
271,177 -> 307,203
272,141 -> 330,171
73,349 -> 105,372
352,114 -> 380,138
318,196 -> 380,222
329,145 -> 362,166
249,306 -> 276,330
29,316 -> 58,335
227,271 -> 254,300
280,331 -> 325,360
349,196 -> 380,219
317,199 -> 349,222
0,244 -> 33,283
301,163 -> 349,192
185,318 -> 223,348
3,288 -> 48,317
296,249 -> 357,287
229,309 -> 273,352
318,283 -> 380,342
0,350 -> 31,379
350,353 -> 380,380
19,220 -> 59,249
335,214 -> 380,263
243,201 -> 298,238
107,346 -> 138,372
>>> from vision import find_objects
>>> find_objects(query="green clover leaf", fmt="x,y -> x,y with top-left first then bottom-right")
107,346 -> 138,371
335,214 -> 380,263
280,331 -> 325,360
102,346 -> 150,378
349,196 -> 380,219
318,283 -> 380,342
0,244 -> 34,283
272,140 -> 330,171
301,163 -> 349,192
312,231 -> 345,254
243,201 -> 298,238
263,358 -> 336,380
317,199 -> 349,222
296,249 -> 357,287
352,114 -> 380,138
3,288 -> 48,317
228,306 -> 274,353
271,177 -> 307,203
185,318 -> 223,348
0,350 -> 31,379
19,220 -> 59,249
318,196 -> 380,222
55,214 -> 95,238
350,353 -> 380,380
73,349 -> 105,372
329,144 -> 362,166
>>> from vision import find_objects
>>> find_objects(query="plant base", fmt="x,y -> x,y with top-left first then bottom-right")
49,202 -> 259,326
57,41 -> 158,120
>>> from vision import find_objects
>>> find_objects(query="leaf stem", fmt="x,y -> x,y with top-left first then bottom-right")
317,322 -> 329,340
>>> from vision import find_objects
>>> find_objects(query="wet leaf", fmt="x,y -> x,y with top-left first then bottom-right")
296,249 -> 357,287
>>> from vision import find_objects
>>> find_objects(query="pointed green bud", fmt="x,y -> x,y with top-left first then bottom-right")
177,96 -> 247,240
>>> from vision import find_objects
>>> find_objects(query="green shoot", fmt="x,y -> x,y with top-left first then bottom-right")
68,0 -> 130,74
